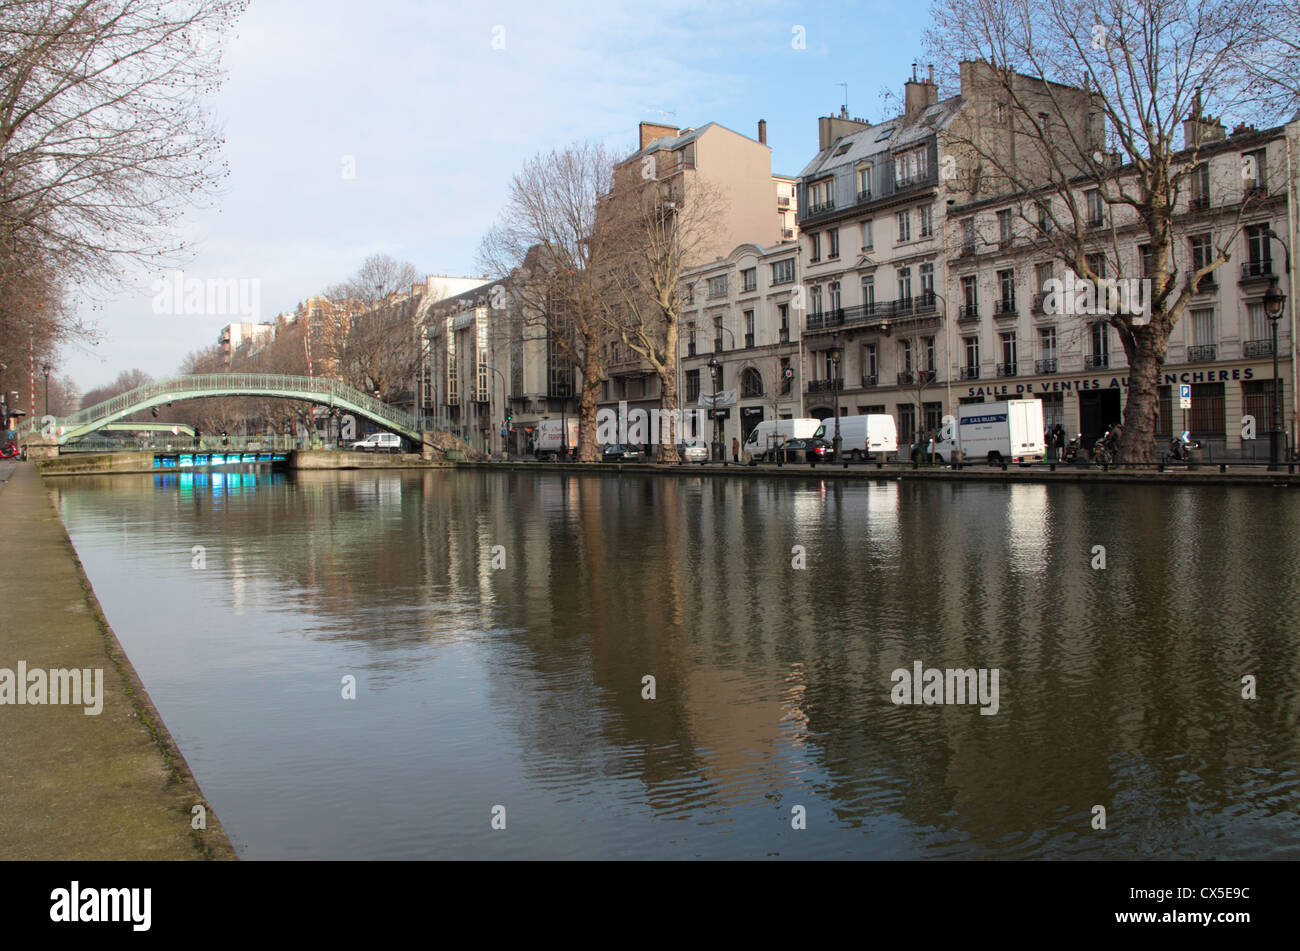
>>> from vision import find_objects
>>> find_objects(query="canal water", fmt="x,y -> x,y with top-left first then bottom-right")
53,469 -> 1300,859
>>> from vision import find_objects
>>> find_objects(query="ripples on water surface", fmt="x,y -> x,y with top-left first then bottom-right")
53,470 -> 1300,859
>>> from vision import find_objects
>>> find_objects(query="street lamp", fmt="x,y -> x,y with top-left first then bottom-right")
829,343 -> 842,461
1263,278 -> 1286,470
41,363 -> 51,417
707,354 -> 722,463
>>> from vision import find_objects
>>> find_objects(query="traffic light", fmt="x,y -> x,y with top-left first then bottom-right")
505,411 -> 513,424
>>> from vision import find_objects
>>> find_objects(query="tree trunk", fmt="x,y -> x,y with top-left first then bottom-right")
1119,325 -> 1169,466
577,337 -> 602,462
657,321 -> 680,464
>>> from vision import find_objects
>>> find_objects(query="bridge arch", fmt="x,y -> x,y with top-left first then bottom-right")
46,373 -> 425,446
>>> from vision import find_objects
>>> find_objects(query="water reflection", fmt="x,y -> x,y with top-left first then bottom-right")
53,471 -> 1300,859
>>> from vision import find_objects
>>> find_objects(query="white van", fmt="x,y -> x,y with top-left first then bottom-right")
351,432 -> 403,453
743,418 -> 822,462
813,414 -> 899,461
534,418 -> 579,461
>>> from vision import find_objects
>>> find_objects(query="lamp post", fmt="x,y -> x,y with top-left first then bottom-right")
1263,278 -> 1286,470
41,363 -> 51,418
829,342 -> 842,461
708,354 -> 722,463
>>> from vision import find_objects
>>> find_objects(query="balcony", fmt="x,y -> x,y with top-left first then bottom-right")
1035,358 -> 1059,374
899,369 -> 936,386
897,371 -> 914,386
744,333 -> 755,348
960,366 -> 981,380
1087,215 -> 1106,231
779,327 -> 790,343
957,304 -> 980,323
687,342 -> 696,357
782,229 -> 794,239
714,337 -> 724,352
996,362 -> 1018,377
1031,292 -> 1048,314
861,374 -> 878,388
1084,354 -> 1109,370
856,189 -> 872,203
959,242 -> 976,258
808,378 -> 844,393
1243,338 -> 1274,358
1189,194 -> 1210,211
994,298 -> 1018,318
1186,344 -> 1218,363
1241,260 -> 1274,281
778,196 -> 790,208
806,200 -> 836,217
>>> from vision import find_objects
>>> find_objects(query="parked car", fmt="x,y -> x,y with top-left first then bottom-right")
602,444 -> 643,462
744,418 -> 823,462
679,439 -> 709,463
781,437 -> 834,463
351,432 -> 403,453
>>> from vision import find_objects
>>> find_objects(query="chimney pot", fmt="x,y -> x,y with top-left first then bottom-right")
758,119 -> 767,144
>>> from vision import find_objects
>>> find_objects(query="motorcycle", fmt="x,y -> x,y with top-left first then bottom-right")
0,441 -> 20,459
1092,429 -> 1118,467
1169,433 -> 1201,462
1063,433 -> 1083,464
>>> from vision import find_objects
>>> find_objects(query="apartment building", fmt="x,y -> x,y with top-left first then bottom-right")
677,241 -> 804,451
946,114 -> 1298,458
795,64 -> 1099,447
597,119 -> 800,432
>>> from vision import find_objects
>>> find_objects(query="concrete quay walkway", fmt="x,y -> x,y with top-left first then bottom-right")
0,462 -> 235,860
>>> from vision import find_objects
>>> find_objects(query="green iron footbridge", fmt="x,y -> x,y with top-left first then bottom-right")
41,373 -> 425,446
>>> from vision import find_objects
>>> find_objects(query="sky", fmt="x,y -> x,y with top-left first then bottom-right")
61,0 -> 934,390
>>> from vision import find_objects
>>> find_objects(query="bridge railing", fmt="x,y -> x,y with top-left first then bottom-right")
49,374 -> 423,436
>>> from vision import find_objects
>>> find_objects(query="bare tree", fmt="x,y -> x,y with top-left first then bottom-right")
325,254 -> 424,402
1245,1 -> 1300,118
925,0 -> 1289,463
479,142 -> 616,463
594,159 -> 727,463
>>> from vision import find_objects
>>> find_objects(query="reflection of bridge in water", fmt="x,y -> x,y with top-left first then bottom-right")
40,373 -> 427,446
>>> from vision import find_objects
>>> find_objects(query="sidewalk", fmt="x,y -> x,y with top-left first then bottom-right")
0,463 -> 236,859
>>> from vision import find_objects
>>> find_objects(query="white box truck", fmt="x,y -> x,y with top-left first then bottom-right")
933,399 -> 1046,465
743,418 -> 822,462
535,418 -> 579,461
813,414 -> 899,461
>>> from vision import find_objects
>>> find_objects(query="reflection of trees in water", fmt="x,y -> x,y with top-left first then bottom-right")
58,472 -> 1300,855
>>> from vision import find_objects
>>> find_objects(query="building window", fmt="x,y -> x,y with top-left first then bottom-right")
1245,225 -> 1272,274
741,368 -> 763,398
856,162 -> 873,198
687,324 -> 697,356
1191,382 -> 1225,435
863,343 -> 878,380
1242,149 -> 1266,194
744,309 -> 755,346
809,232 -> 822,262
809,177 -> 834,210
1086,188 -> 1105,227
741,268 -> 756,292
919,263 -> 934,304
899,339 -> 913,374
1139,244 -> 1153,278
897,267 -> 912,303
897,209 -> 911,242
1243,380 -> 1276,433
1038,326 -> 1057,371
924,401 -> 943,433
828,227 -> 840,259
1035,262 -> 1054,293
1247,302 -> 1269,343
1085,252 -> 1106,279
778,303 -> 790,337
1000,330 -> 1018,373
963,335 -> 979,371
860,219 -> 874,250
1191,163 -> 1210,208
861,275 -> 876,313
997,268 -> 1016,311
1090,322 -> 1110,364
961,218 -> 976,255
707,275 -> 728,299
809,284 -> 823,315
771,258 -> 795,285
686,369 -> 700,403
924,336 -> 936,372
1037,200 -> 1053,233
998,208 -> 1014,244
918,205 -> 933,238
1191,307 -> 1215,346
894,146 -> 928,186
962,275 -> 977,312
828,281 -> 841,312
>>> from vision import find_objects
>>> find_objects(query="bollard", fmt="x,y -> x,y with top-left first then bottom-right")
1050,462 -> 1056,472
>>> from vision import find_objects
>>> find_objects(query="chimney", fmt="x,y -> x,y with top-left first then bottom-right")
1182,88 -> 1225,148
758,119 -> 767,144
904,63 -> 939,122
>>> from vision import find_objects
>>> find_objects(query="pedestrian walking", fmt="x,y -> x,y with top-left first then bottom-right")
731,436 -> 739,464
